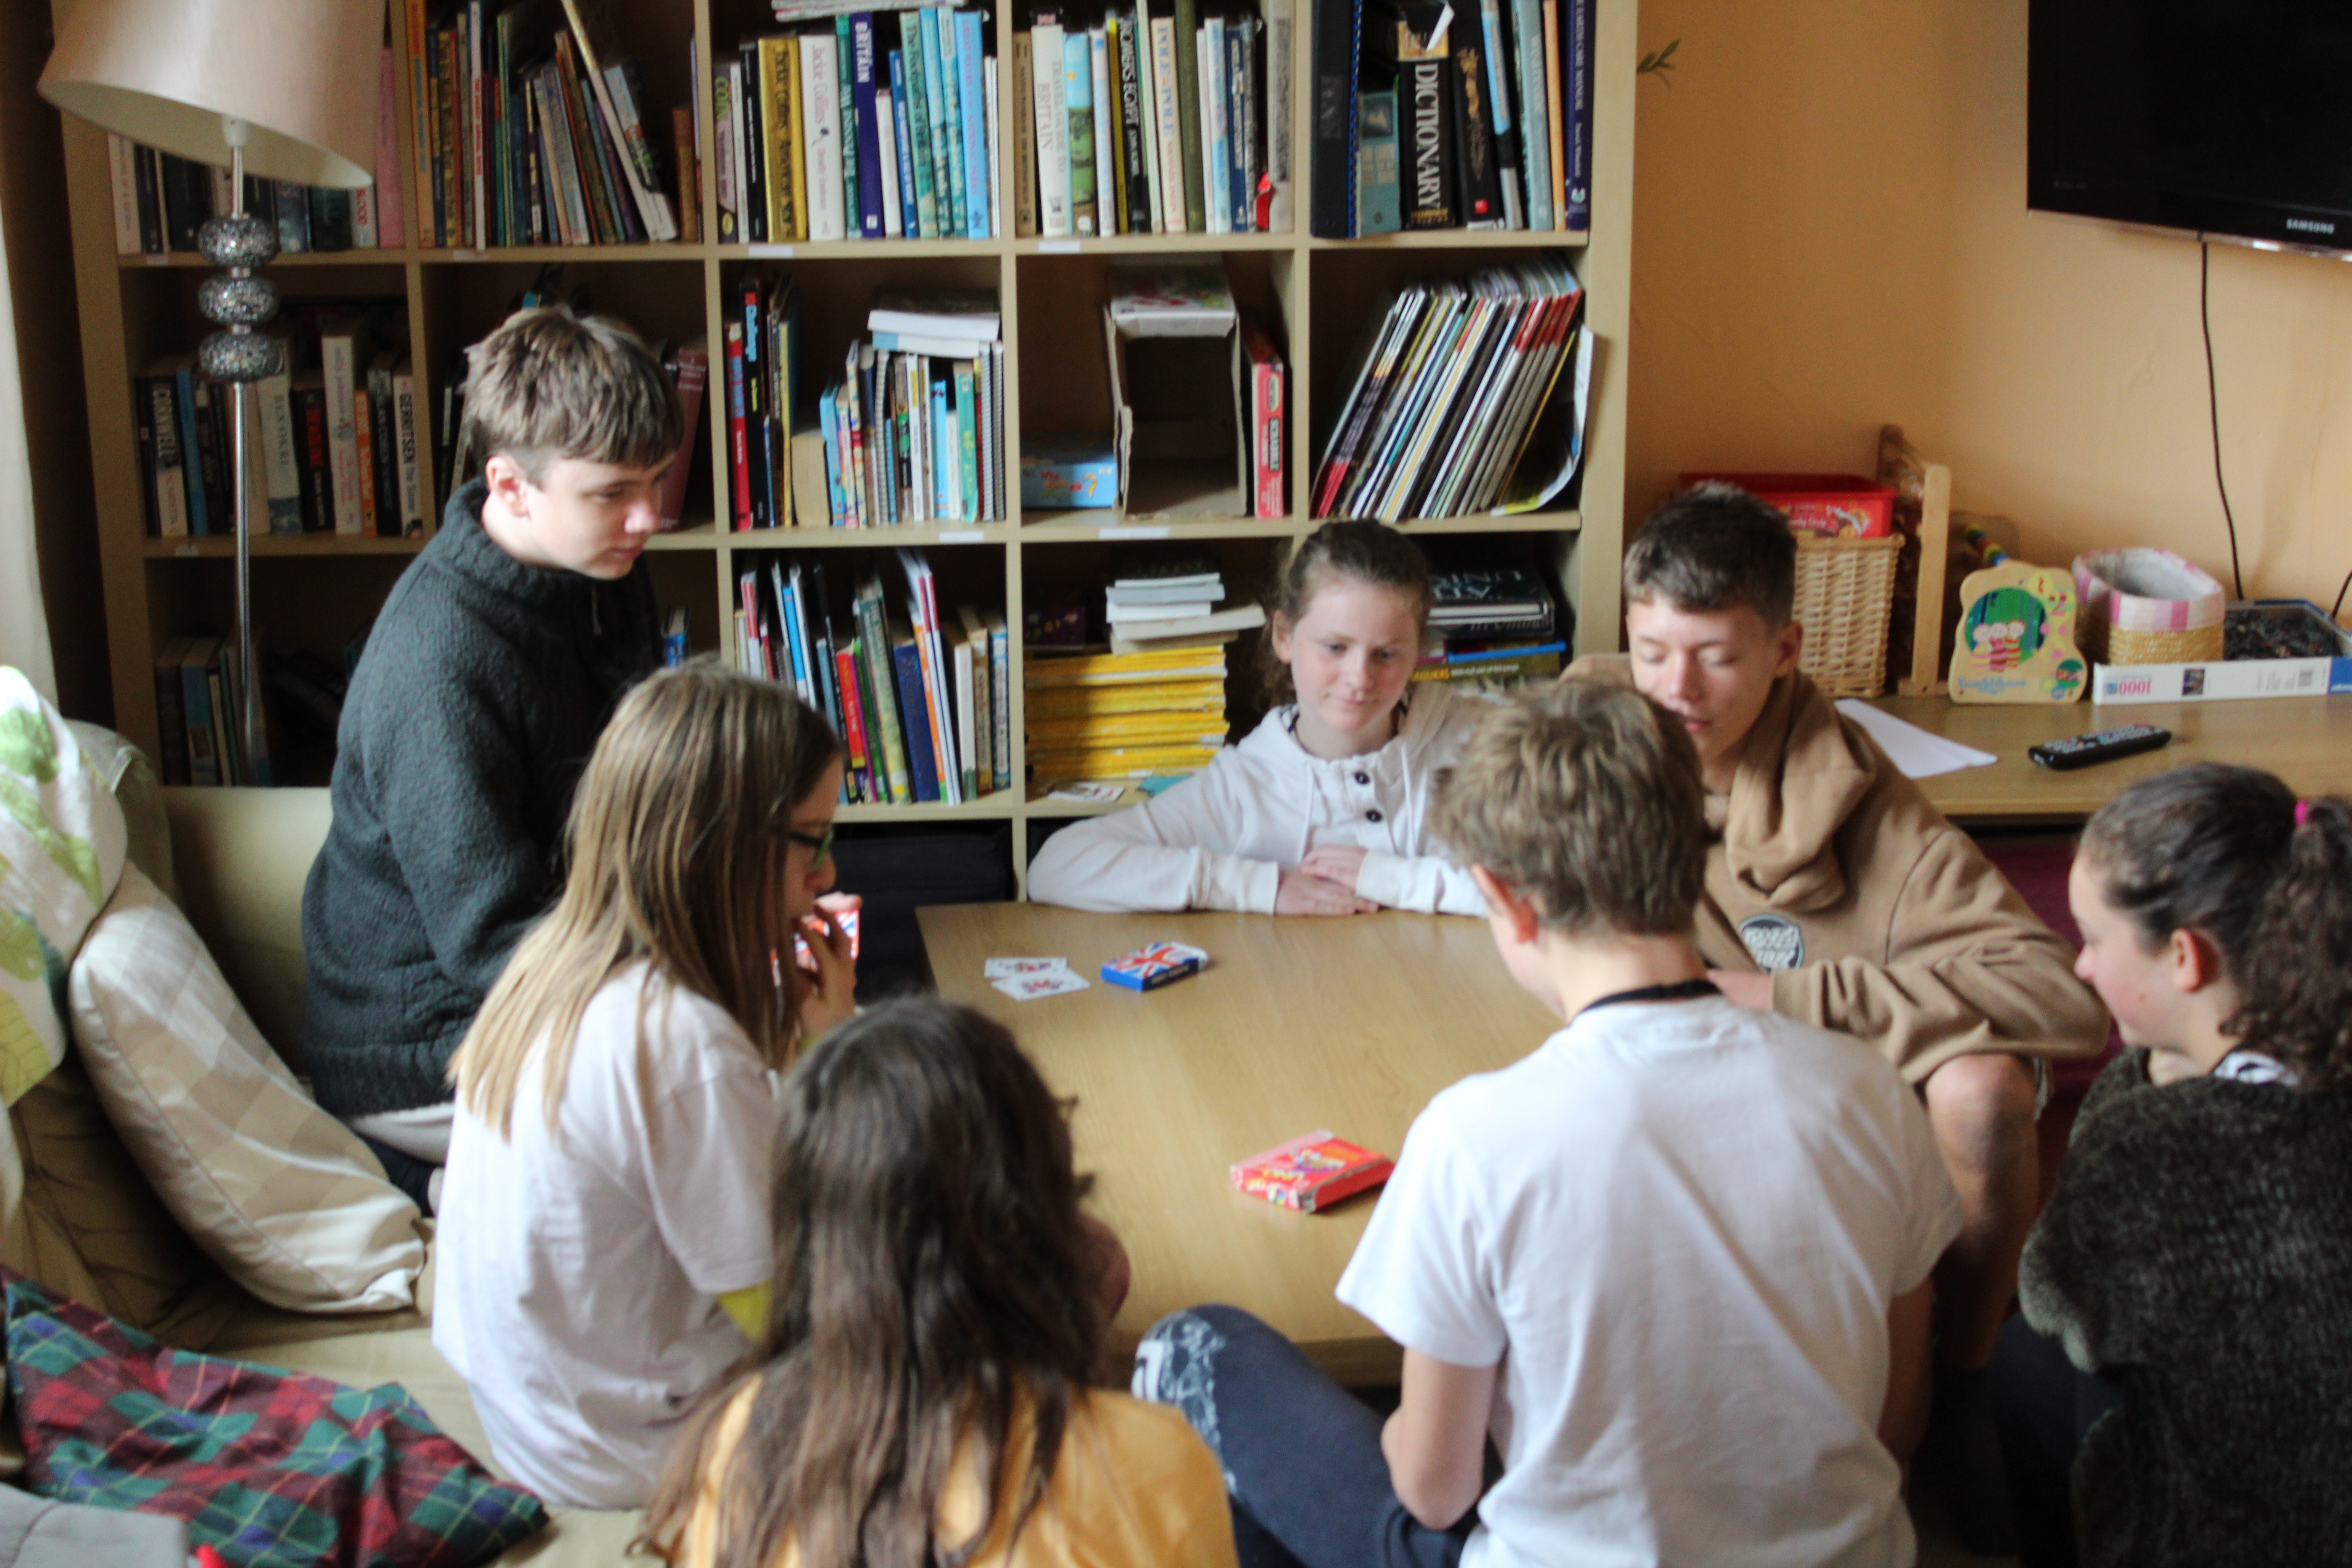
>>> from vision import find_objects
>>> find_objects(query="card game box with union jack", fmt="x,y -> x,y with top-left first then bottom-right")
1230,1132 -> 1396,1213
1100,940 -> 1209,991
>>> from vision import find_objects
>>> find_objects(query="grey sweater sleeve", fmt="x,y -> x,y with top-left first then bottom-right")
2019,1052 -> 2168,1374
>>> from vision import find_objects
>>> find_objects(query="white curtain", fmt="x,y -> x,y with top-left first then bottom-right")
0,189 -> 57,704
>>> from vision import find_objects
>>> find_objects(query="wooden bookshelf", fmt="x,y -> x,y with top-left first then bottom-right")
59,0 -> 1636,897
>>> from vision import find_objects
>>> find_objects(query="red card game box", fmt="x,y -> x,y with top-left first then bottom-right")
1230,1132 -> 1395,1213
1102,941 -> 1207,991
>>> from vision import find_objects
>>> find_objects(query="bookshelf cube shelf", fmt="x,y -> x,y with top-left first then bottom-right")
62,0 -> 1633,897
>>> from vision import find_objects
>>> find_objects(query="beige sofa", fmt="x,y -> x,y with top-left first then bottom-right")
0,733 -> 646,1565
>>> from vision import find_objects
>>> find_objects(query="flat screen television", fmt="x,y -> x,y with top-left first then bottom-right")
2029,1 -> 2352,253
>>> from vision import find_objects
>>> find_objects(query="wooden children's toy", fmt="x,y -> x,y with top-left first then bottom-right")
1948,559 -> 2087,704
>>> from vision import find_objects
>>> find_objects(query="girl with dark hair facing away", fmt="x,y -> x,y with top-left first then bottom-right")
1028,521 -> 1489,916
433,665 -> 861,1509
1991,763 -> 2352,1568
641,998 -> 1237,1568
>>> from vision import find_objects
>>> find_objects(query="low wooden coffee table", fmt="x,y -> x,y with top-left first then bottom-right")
919,903 -> 1551,1384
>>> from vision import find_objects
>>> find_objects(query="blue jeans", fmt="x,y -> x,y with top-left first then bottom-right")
1134,1305 -> 1475,1568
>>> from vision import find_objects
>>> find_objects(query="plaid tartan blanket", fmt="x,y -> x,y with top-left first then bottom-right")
1,1269 -> 547,1568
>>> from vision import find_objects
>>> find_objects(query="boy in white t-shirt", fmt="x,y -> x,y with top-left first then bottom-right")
1134,681 -> 1963,1568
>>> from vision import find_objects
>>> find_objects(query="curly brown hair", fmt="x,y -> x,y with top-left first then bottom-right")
638,999 -> 1103,1568
2080,763 -> 2352,1091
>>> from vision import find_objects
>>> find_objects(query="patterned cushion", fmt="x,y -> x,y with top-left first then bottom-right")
2,1267 -> 548,1568
66,866 -> 424,1314
0,670 -> 127,1106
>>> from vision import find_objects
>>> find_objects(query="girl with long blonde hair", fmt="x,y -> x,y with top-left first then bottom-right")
433,664 -> 857,1510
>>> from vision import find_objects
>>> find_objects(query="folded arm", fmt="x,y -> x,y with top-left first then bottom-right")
1772,829 -> 2107,1080
1025,773 -> 1279,913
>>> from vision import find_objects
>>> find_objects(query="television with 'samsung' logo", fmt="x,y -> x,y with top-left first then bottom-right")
2029,1 -> 2352,255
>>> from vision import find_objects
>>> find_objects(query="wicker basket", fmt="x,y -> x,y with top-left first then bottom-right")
2074,549 -> 2227,666
1796,535 -> 1903,696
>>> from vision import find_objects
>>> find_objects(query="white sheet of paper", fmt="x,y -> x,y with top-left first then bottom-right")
992,969 -> 1091,1000
1048,781 -> 1127,804
985,957 -> 1071,979
1834,699 -> 1999,779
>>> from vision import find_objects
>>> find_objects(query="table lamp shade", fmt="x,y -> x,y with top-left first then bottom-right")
39,0 -> 381,188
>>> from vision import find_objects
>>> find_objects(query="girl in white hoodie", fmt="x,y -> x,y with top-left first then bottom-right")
1027,522 -> 1488,916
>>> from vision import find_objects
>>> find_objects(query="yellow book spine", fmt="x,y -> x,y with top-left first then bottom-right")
1026,715 -> 1230,744
784,41 -> 808,240
760,38 -> 799,243
1023,680 -> 1227,717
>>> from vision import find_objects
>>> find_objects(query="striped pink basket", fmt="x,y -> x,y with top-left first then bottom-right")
2073,549 -> 2226,665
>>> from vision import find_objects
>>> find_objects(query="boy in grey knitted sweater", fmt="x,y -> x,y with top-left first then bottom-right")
300,307 -> 681,1206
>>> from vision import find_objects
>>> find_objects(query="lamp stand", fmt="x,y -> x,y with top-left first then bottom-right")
196,118 -> 281,784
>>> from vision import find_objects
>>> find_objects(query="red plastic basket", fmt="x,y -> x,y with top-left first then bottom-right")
1679,473 -> 1897,540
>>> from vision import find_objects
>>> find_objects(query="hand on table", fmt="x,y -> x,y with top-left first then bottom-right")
1277,865 -> 1380,916
1707,969 -> 1776,1011
795,893 -> 862,1042
1297,843 -> 1371,894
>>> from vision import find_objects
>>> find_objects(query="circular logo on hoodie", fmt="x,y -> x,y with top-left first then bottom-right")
1738,914 -> 1806,972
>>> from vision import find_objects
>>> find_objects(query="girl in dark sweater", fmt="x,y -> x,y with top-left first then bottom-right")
1992,763 -> 2352,1568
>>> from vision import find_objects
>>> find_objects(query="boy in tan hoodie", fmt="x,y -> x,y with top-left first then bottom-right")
1565,487 -> 2105,1503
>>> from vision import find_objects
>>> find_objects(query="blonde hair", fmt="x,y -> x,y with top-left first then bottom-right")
1430,681 -> 1709,937
451,665 -> 841,1139
459,304 -> 684,485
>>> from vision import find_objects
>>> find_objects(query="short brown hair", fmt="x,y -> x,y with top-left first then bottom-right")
459,304 -> 684,484
1623,483 -> 1799,628
1431,681 -> 1709,937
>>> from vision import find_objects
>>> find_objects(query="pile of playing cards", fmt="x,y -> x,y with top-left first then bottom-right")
1101,941 -> 1208,992
987,956 -> 1089,1001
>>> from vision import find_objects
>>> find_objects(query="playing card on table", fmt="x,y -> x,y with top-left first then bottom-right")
985,956 -> 1070,979
992,968 -> 1092,1001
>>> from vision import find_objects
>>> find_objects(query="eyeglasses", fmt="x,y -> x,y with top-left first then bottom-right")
787,826 -> 835,866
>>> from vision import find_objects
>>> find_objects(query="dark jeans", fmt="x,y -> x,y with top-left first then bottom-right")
357,1135 -> 438,1215
1133,1304 -> 1475,1568
1989,1314 -> 2126,1568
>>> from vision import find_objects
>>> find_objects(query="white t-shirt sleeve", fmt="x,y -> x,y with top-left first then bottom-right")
1334,1101 -> 1506,1368
1890,1082 -> 1965,1294
641,1050 -> 779,1299
1354,850 -> 1488,916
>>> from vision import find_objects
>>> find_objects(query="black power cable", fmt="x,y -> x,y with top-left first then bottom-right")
2200,241 -> 2247,601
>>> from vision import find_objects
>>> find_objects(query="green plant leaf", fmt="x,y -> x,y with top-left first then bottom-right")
1638,37 -> 1681,87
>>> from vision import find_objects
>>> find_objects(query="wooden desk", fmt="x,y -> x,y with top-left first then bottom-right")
1869,693 -> 2352,823
919,903 -> 1550,1386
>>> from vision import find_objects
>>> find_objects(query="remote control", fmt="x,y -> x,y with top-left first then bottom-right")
2028,725 -> 2174,771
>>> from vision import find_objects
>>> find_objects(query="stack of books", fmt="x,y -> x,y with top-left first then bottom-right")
1311,259 -> 1584,522
107,109 -> 405,256
807,294 -> 1008,526
137,303 -> 424,541
402,0 -> 689,248
1411,564 -> 1565,688
1013,0 -> 1293,237
737,549 -> 1009,805
1025,642 -> 1232,784
723,6 -> 999,241
1104,555 -> 1267,653
1313,0 -> 1593,237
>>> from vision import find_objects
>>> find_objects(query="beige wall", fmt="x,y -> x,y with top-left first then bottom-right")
1627,0 -> 2352,617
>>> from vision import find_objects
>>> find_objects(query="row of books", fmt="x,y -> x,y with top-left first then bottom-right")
150,635 -> 272,788
402,0 -> 691,249
737,552 -> 1010,805
812,294 -> 1008,526
1312,258 -> 1585,521
1025,640 -> 1232,782
1314,0 -> 1592,237
717,10 -> 998,243
135,304 -> 424,540
107,87 -> 403,257
1102,557 -> 1267,653
1012,0 -> 1293,239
